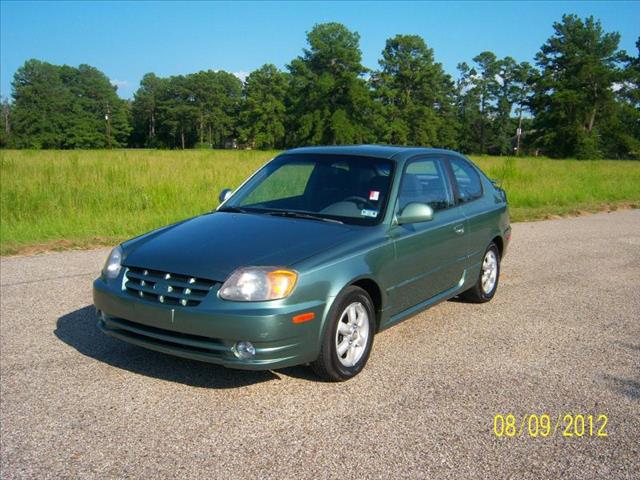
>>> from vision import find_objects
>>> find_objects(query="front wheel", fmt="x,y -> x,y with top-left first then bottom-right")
311,286 -> 375,381
460,242 -> 500,303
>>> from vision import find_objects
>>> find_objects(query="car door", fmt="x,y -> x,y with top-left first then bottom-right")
447,156 -> 489,268
389,155 -> 468,314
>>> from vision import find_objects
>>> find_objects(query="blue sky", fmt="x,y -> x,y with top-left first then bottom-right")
1,1 -> 639,99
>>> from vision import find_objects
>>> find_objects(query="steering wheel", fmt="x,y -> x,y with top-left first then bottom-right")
342,196 -> 375,210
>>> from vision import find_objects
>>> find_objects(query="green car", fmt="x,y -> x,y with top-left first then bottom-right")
94,145 -> 510,381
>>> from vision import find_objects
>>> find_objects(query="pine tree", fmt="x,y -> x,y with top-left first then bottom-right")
239,64 -> 288,149
287,23 -> 373,146
371,34 -> 458,148
530,15 -> 625,158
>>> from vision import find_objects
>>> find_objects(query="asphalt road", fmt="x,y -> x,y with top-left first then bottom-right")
1,210 -> 639,479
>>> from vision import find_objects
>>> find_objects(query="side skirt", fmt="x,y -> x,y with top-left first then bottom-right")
379,270 -> 468,331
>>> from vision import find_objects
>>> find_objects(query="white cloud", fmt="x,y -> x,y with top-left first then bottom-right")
110,79 -> 129,89
233,71 -> 250,82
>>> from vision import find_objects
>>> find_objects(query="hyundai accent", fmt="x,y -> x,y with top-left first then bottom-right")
94,145 -> 510,381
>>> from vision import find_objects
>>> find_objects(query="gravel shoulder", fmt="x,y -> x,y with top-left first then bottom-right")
1,210 -> 639,479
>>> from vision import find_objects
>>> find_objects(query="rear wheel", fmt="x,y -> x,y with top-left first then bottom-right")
460,242 -> 500,303
311,286 -> 374,381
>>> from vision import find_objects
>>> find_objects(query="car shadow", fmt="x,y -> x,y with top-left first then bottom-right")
55,305 -> 287,389
600,341 -> 640,401
447,296 -> 465,303
602,374 -> 640,401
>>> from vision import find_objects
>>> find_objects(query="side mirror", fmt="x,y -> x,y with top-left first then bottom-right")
218,188 -> 233,203
397,202 -> 434,225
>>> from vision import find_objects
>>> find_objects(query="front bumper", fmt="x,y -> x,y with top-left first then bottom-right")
93,278 -> 325,370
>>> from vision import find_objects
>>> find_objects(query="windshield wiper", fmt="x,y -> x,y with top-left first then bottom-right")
263,210 -> 343,224
217,206 -> 251,214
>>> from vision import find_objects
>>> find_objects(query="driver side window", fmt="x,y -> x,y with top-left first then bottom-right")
398,158 -> 453,212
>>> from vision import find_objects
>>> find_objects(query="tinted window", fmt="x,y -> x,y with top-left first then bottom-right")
227,154 -> 394,226
398,158 -> 453,212
243,163 -> 314,205
450,158 -> 482,203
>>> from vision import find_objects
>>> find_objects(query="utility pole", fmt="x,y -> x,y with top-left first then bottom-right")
516,115 -> 523,156
105,102 -> 112,149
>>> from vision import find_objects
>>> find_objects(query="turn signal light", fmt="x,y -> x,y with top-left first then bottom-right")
292,312 -> 315,324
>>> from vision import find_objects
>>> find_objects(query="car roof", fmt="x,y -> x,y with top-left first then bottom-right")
283,145 -> 463,162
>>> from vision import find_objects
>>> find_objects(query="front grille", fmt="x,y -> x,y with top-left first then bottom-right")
102,316 -> 227,355
124,266 -> 220,307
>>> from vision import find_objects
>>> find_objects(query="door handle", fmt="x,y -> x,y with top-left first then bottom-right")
454,224 -> 465,235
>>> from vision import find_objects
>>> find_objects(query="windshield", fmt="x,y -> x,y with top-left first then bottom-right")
222,154 -> 395,225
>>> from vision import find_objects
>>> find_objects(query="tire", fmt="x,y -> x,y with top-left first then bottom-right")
460,242 -> 500,303
311,286 -> 375,381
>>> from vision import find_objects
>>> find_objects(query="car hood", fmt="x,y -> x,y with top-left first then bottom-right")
122,212 -> 359,281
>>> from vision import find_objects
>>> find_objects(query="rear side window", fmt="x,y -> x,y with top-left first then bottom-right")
398,157 -> 453,212
450,158 -> 483,203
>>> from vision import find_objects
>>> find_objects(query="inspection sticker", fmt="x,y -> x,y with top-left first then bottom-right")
369,190 -> 380,201
361,209 -> 378,218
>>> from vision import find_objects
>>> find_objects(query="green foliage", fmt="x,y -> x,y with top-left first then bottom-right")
456,53 -> 532,155
238,64 -> 288,149
286,23 -> 373,145
601,36 -> 640,159
371,34 -> 458,147
574,130 -> 602,160
131,71 -> 242,149
1,18 -> 638,159
8,59 -> 130,148
530,15 -> 626,158
0,97 -> 11,148
190,70 -> 243,147
129,72 -> 162,147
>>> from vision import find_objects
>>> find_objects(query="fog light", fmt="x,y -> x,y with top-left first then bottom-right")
233,341 -> 256,359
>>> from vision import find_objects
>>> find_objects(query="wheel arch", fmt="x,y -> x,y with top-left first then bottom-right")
349,277 -> 383,332
491,235 -> 504,258
320,274 -> 385,339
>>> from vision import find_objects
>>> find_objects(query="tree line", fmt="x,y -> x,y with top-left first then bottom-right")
1,14 -> 638,159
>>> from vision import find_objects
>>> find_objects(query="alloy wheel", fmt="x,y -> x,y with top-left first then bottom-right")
334,302 -> 370,367
481,249 -> 498,294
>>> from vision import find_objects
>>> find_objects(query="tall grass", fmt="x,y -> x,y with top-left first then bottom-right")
0,150 -> 274,254
471,155 -> 640,220
1,149 -> 639,255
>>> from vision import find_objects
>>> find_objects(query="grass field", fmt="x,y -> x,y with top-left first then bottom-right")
1,149 -> 639,255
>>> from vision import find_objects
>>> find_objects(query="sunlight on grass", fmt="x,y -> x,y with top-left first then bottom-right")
1,149 -> 638,254
471,155 -> 640,221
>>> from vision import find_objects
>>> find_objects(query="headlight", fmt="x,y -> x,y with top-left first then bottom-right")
102,246 -> 123,279
219,267 -> 298,301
